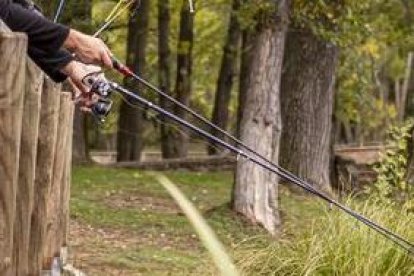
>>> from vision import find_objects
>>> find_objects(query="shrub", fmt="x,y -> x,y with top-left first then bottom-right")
370,120 -> 414,210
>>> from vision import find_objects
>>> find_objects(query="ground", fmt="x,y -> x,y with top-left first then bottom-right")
68,166 -> 323,275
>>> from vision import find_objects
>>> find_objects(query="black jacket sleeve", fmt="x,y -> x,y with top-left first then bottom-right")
28,47 -> 73,82
0,0 -> 73,82
0,0 -> 69,53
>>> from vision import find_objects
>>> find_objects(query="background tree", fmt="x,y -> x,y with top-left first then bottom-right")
171,0 -> 195,158
280,28 -> 338,193
117,0 -> 150,161
158,0 -> 175,159
233,0 -> 290,235
208,0 -> 241,155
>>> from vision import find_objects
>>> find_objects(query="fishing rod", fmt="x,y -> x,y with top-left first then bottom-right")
53,0 -> 66,23
86,76 -> 414,255
78,0 -> 414,254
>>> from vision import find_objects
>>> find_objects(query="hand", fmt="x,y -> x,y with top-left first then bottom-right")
61,61 -> 102,112
63,29 -> 113,68
61,60 -> 102,95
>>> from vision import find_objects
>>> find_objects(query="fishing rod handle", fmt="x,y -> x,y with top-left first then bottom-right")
111,57 -> 133,77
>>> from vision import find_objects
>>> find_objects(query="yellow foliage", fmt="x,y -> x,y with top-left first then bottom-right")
359,39 -> 381,59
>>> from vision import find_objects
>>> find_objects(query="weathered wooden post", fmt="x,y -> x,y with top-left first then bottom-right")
44,91 -> 72,268
60,102 -> 75,265
0,27 -> 27,275
29,79 -> 61,274
13,59 -> 43,276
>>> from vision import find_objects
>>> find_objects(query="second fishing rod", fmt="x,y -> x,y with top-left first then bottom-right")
87,75 -> 414,255
71,0 -> 413,254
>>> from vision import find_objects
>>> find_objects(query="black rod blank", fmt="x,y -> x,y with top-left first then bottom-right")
111,82 -> 414,255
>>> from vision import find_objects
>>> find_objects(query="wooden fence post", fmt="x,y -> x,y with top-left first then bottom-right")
1,21 -> 76,275
44,92 -> 72,268
60,101 -> 75,265
0,31 -> 27,275
13,60 -> 43,276
29,79 -> 61,274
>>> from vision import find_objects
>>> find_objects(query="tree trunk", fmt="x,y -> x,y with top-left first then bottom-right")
158,0 -> 175,159
236,30 -> 255,138
117,0 -> 150,161
280,29 -> 338,194
397,52 -> 413,121
208,0 -> 241,155
171,0 -> 195,158
233,0 -> 290,235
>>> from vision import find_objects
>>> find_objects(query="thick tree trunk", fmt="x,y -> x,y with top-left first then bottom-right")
208,0 -> 241,155
280,29 -> 338,194
233,0 -> 290,235
171,0 -> 195,158
117,0 -> 150,161
236,30 -> 255,138
158,0 -> 175,159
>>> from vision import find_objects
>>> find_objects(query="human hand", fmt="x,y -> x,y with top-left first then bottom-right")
61,61 -> 103,112
63,29 -> 113,68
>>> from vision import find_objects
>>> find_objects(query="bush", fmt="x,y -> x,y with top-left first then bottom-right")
370,120 -> 414,210
236,199 -> 414,275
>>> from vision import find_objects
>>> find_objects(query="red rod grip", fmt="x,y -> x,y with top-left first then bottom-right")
111,57 -> 133,77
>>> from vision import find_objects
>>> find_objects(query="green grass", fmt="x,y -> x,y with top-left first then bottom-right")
70,166 -> 413,275
236,199 -> 414,275
70,166 -> 267,274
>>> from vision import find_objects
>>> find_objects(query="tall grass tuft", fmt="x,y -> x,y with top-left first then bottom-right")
236,199 -> 414,275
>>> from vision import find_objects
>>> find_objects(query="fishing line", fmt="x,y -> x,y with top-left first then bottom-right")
53,0 -> 66,23
93,0 -> 138,38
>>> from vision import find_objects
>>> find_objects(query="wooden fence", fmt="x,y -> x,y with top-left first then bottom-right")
0,22 -> 74,275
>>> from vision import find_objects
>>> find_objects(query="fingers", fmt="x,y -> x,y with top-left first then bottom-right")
64,30 -> 114,68
100,48 -> 113,68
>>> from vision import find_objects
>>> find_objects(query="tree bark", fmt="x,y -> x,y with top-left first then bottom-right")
396,52 -> 413,121
233,0 -> 290,235
158,0 -> 175,159
117,0 -> 150,161
236,30 -> 255,138
280,29 -> 338,194
208,0 -> 241,155
171,0 -> 195,158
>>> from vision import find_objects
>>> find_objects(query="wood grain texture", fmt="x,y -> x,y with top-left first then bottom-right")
29,78 -> 61,274
13,59 -> 43,276
0,31 -> 27,275
44,92 -> 72,265
60,100 -> 74,249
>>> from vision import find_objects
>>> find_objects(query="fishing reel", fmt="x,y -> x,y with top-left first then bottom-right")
83,73 -> 114,123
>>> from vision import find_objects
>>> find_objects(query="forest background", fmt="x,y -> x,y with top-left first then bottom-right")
30,0 -> 414,274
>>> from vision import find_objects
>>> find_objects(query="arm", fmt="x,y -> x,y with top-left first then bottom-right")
0,0 -> 113,68
1,0 -> 112,82
0,0 -> 70,54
